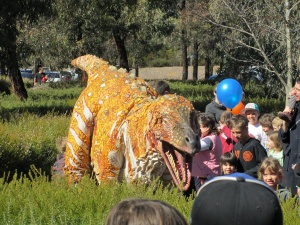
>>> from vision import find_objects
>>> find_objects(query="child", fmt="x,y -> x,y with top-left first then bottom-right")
192,113 -> 223,190
259,113 -> 275,149
244,103 -> 268,149
272,116 -> 283,131
258,157 -> 290,201
106,198 -> 188,225
266,131 -> 283,166
52,137 -> 67,177
152,80 -> 170,95
228,114 -> 267,178
218,111 -> 237,153
220,152 -> 238,175
259,113 -> 275,135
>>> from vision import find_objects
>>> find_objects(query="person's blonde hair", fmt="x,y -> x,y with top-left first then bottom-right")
268,131 -> 282,152
258,157 -> 283,181
106,198 -> 188,225
272,117 -> 283,128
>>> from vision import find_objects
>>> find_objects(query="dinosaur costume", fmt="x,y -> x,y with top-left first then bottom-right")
64,55 -> 200,191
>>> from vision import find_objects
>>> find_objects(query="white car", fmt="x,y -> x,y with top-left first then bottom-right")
46,72 -> 62,82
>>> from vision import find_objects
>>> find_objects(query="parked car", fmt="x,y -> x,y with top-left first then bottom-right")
241,66 -> 264,82
60,71 -> 72,81
45,71 -> 62,82
20,69 -> 33,79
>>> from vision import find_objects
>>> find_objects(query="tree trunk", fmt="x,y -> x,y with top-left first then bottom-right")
285,0 -> 293,103
204,55 -> 211,80
135,63 -> 139,77
5,16 -> 27,101
181,32 -> 188,80
179,0 -> 188,80
193,40 -> 199,81
113,31 -> 130,72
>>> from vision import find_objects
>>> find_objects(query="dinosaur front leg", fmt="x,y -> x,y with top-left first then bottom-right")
64,95 -> 95,181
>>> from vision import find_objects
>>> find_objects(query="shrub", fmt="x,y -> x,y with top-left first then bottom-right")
0,78 -> 11,95
0,173 -> 298,225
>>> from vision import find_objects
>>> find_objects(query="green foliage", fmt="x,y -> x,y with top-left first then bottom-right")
0,78 -> 11,95
0,86 -> 83,120
0,112 -> 70,181
0,173 -> 193,225
0,172 -> 298,225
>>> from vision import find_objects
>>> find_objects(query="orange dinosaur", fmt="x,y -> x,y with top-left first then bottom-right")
64,55 -> 200,191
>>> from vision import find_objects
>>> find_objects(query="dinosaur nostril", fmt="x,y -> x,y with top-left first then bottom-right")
185,137 -> 190,143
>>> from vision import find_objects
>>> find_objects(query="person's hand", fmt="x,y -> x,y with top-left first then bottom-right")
297,187 -> 300,197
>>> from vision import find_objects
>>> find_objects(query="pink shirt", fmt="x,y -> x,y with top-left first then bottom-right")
192,134 -> 222,177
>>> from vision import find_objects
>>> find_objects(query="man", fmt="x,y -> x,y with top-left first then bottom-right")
279,76 -> 300,196
229,115 -> 267,178
205,84 -> 226,126
34,66 -> 44,86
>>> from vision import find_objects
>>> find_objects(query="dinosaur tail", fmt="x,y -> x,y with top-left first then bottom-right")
71,55 -> 111,86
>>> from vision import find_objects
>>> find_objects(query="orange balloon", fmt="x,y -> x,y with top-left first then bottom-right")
227,101 -> 245,115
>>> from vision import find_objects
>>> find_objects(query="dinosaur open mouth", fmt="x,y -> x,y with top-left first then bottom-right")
160,141 -> 192,191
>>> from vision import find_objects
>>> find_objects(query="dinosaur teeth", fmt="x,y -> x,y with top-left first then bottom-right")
166,151 -> 182,183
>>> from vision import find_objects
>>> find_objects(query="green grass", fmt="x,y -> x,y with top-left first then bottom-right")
0,173 -> 299,225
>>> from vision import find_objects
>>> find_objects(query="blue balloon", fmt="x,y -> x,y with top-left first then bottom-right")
216,79 -> 243,109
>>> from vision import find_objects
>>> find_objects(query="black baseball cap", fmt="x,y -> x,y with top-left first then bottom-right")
190,173 -> 283,225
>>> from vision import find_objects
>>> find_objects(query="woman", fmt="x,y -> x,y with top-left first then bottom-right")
192,113 -> 223,191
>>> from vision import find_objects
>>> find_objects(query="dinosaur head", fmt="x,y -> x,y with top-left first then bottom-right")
147,95 -> 201,191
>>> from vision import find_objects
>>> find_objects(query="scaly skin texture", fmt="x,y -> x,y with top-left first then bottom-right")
64,55 -> 200,190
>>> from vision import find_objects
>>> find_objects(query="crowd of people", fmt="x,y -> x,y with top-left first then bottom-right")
105,80 -> 299,225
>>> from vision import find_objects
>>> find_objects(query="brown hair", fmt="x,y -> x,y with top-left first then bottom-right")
197,113 -> 219,135
258,157 -> 283,181
228,114 -> 248,130
259,113 -> 275,128
152,81 -> 170,95
219,111 -> 233,126
106,198 -> 188,225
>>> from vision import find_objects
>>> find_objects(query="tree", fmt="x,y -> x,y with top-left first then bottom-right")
0,0 -> 53,100
204,0 -> 300,100
185,0 -> 222,80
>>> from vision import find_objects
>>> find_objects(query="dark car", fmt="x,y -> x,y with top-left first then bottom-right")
21,69 -> 33,79
45,71 -> 62,82
60,71 -> 72,81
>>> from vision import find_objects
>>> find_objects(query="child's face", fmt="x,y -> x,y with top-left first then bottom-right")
222,162 -> 236,175
245,110 -> 259,125
266,137 -> 275,150
200,124 -> 209,137
231,126 -> 249,143
262,168 -> 281,190
272,125 -> 280,132
262,126 -> 273,135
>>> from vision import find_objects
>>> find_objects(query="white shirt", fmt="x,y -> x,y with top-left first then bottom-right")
248,122 -> 268,150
